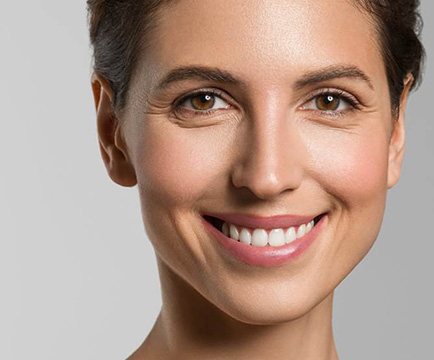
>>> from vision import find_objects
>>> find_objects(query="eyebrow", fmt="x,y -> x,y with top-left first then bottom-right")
294,65 -> 374,90
155,64 -> 374,92
155,66 -> 246,91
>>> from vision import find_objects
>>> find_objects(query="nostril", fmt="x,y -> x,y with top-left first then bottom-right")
203,215 -> 224,232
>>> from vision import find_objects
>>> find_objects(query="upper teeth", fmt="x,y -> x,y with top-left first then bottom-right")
222,220 -> 315,247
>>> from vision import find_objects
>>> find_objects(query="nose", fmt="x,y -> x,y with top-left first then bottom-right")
231,101 -> 306,200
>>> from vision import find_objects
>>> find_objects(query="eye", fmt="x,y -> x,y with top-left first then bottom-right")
302,90 -> 359,114
175,90 -> 231,114
316,94 -> 342,111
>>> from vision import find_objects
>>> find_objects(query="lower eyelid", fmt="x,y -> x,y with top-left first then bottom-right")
173,104 -> 234,120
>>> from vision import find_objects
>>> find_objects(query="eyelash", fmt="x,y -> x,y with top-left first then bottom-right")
172,88 -> 361,117
173,88 -> 230,117
302,88 -> 361,117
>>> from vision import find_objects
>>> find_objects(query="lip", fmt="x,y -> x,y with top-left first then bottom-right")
202,212 -> 320,230
201,213 -> 327,267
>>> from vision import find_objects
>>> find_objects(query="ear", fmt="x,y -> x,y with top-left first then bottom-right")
91,73 -> 137,187
387,74 -> 413,189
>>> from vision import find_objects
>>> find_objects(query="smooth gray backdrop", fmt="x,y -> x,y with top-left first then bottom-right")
1,1 -> 432,359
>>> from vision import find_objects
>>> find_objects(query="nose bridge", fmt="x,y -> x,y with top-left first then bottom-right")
231,91 -> 305,199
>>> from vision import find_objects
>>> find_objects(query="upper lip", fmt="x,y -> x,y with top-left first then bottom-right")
202,212 -> 324,230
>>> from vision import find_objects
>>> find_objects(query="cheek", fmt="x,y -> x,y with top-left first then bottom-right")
307,128 -> 390,205
301,124 -> 392,290
133,121 -> 231,207
307,125 -> 390,270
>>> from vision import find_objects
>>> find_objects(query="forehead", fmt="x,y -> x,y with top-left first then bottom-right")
143,0 -> 385,89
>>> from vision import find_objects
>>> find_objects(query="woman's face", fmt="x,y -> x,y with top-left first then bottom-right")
102,0 -> 408,323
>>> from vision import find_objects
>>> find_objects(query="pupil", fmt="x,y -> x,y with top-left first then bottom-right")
192,93 -> 215,110
316,94 -> 340,111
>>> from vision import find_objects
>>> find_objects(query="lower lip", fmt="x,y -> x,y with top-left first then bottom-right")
201,214 -> 327,267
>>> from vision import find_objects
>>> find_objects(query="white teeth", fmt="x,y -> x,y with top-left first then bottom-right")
306,220 -> 314,233
251,229 -> 268,247
222,222 -> 229,236
239,228 -> 252,245
229,224 -> 239,241
222,218 -> 317,247
268,228 -> 285,247
285,227 -> 297,243
296,224 -> 306,239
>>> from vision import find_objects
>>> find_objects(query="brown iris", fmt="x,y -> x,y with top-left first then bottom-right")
190,93 -> 215,111
315,94 -> 340,111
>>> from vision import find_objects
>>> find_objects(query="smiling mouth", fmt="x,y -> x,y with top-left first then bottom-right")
202,213 -> 326,247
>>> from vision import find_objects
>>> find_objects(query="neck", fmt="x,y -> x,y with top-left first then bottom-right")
131,257 -> 339,360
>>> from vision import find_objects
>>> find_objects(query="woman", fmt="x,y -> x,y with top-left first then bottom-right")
87,0 -> 424,359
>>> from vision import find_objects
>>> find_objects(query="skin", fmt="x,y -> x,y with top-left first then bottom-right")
91,0 -> 413,358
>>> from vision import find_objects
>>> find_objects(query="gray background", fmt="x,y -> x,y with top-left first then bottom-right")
0,1 -> 432,359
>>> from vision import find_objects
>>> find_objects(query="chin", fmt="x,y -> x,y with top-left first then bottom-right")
209,280 -> 333,326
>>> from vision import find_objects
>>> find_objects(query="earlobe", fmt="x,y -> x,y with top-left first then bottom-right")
387,74 -> 413,189
91,73 -> 137,187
